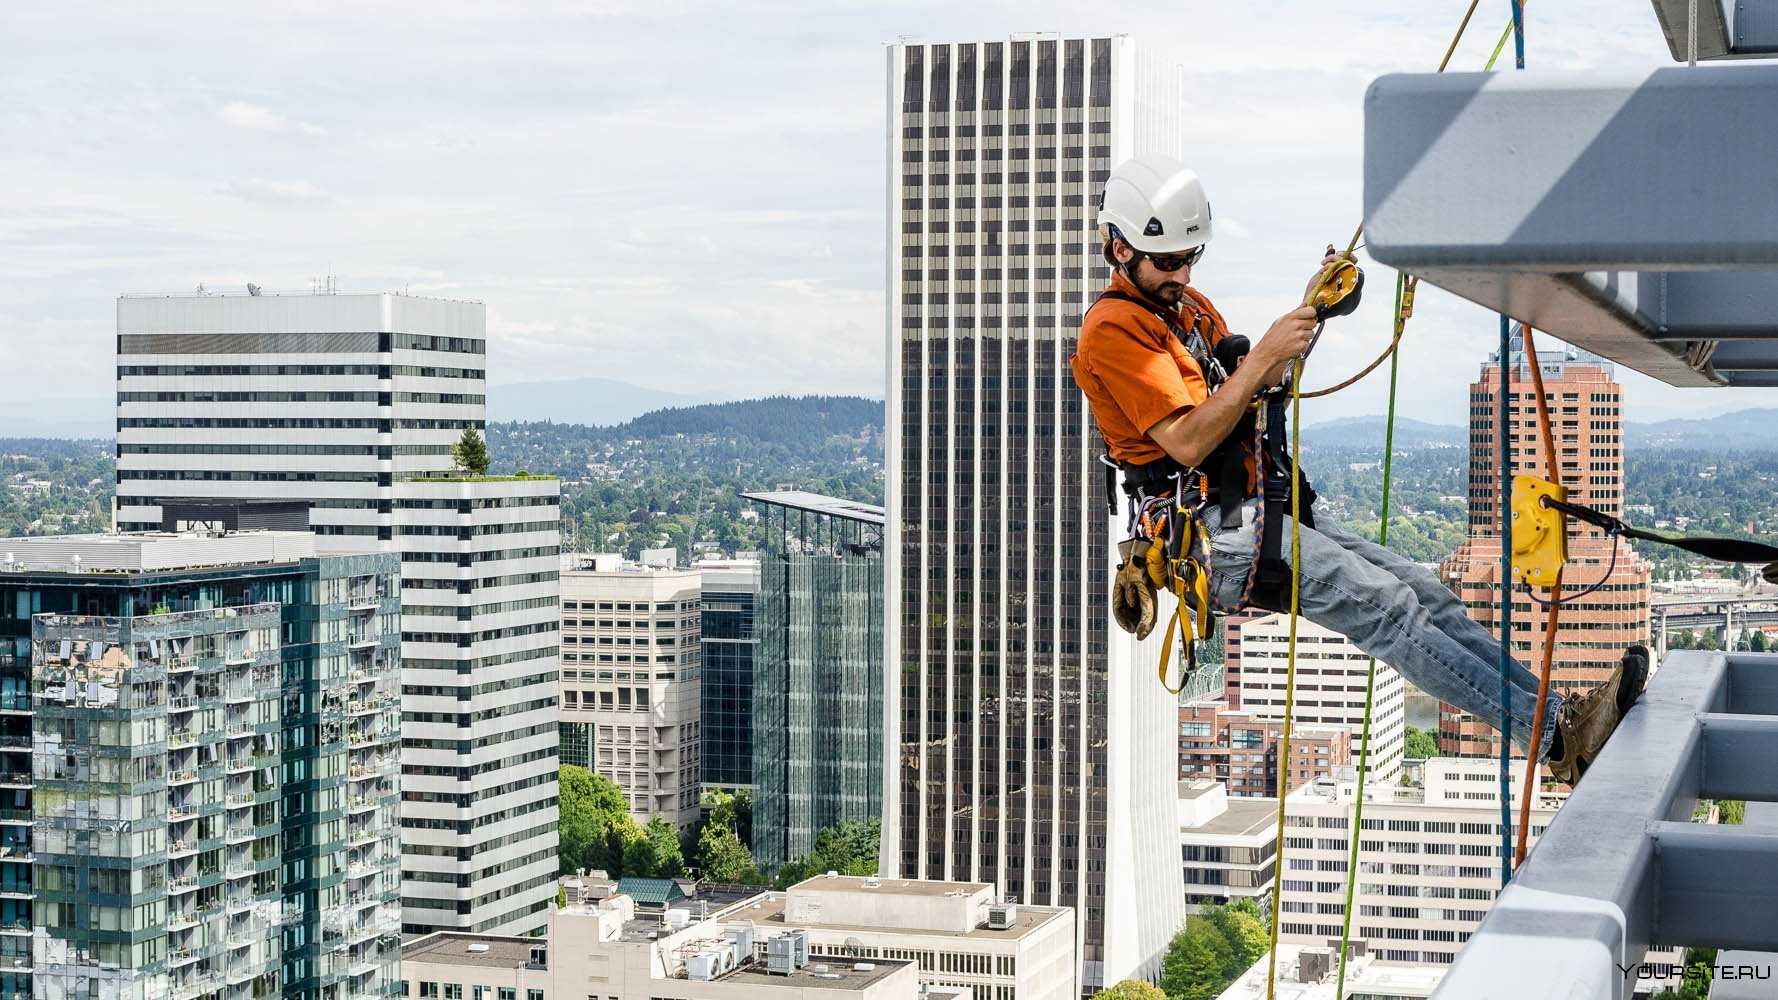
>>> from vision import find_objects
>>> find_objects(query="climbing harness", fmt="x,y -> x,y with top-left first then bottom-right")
1099,250 -> 1359,693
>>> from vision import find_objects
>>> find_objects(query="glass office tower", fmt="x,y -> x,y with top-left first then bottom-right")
745,492 -> 883,870
883,35 -> 1188,987
0,530 -> 400,1000
698,559 -> 759,792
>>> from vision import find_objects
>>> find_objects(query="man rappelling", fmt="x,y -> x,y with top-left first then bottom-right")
1070,153 -> 1647,786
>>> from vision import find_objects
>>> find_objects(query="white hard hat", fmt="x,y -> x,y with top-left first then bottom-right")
1097,153 -> 1212,255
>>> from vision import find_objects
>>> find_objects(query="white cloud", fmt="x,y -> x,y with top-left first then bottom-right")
216,100 -> 325,135
6,0 -> 1778,427
221,178 -> 328,204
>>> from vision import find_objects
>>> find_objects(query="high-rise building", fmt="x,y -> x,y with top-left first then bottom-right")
1275,758 -> 1563,967
1,529 -> 402,1000
1178,702 -> 1352,797
697,558 -> 759,793
744,492 -> 883,871
1235,614 -> 1406,783
557,564 -> 702,831
882,35 -> 1187,987
112,292 -> 562,936
1437,333 -> 1651,756
400,874 -> 1075,1000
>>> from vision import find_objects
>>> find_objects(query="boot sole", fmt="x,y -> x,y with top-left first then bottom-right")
1615,644 -> 1650,721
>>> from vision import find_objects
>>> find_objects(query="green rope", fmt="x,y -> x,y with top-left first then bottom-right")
1333,274 -> 1406,997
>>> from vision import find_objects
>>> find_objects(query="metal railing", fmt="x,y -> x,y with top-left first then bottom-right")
1435,652 -> 1778,999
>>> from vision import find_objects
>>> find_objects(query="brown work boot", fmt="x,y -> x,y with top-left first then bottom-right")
1548,644 -> 1650,787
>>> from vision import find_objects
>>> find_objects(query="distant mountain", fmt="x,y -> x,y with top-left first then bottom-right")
0,397 -> 112,440
1626,408 -> 1778,450
1300,415 -> 1467,451
487,395 -> 885,483
600,395 -> 883,445
487,377 -> 720,426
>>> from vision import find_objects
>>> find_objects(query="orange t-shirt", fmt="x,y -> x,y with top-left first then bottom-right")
1071,272 -> 1252,480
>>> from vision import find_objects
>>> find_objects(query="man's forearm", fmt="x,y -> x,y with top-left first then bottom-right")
1147,364 -> 1268,469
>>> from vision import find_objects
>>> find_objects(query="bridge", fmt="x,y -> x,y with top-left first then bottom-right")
1650,595 -> 1778,655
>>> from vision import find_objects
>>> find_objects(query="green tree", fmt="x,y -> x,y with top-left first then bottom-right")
1092,981 -> 1167,1000
1699,630 -> 1722,651
1403,725 -> 1441,760
1750,630 -> 1770,653
1720,799 -> 1746,825
623,816 -> 686,879
1158,916 -> 1235,1000
701,788 -> 754,849
451,427 -> 490,475
1672,629 -> 1695,650
774,819 -> 881,888
558,766 -> 641,876
1205,906 -> 1269,978
697,821 -> 762,883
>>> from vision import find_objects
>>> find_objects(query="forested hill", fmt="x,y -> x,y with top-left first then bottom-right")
598,396 -> 882,447
487,395 -> 883,484
486,396 -> 885,558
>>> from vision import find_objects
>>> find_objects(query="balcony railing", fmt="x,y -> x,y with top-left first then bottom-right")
1434,652 -> 1778,999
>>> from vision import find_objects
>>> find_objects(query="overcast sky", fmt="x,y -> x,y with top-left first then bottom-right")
4,0 -> 1771,431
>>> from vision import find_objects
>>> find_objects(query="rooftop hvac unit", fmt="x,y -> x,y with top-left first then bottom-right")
787,928 -> 810,967
664,908 -> 691,930
1297,947 -> 1333,984
986,903 -> 1018,930
767,935 -> 796,975
687,952 -> 719,982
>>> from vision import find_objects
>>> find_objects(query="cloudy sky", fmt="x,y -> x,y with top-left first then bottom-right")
4,0 -> 1769,433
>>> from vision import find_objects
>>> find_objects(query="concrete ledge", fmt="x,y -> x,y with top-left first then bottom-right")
1363,68 -> 1778,387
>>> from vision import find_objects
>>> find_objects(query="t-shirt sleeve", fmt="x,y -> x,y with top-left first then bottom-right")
1084,318 -> 1208,435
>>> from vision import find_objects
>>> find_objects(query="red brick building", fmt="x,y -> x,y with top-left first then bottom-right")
1179,701 -> 1352,796
1437,333 -> 1651,757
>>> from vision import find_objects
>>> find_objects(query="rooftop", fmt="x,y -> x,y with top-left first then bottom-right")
1183,796 -> 1280,838
1216,944 -> 1445,1000
0,531 -> 328,575
401,933 -> 545,971
787,875 -> 989,898
720,958 -> 910,993
742,490 -> 885,527
725,891 -> 1066,941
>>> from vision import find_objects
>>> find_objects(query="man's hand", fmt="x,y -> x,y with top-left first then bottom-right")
1250,305 -> 1318,387
1303,243 -> 1342,302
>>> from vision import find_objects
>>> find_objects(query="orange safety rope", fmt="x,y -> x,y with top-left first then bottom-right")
1513,327 -> 1562,865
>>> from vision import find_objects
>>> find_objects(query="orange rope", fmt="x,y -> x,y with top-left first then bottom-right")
1514,326 -> 1562,865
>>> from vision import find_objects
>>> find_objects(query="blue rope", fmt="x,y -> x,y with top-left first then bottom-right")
1511,0 -> 1526,69
1496,313 -> 1515,885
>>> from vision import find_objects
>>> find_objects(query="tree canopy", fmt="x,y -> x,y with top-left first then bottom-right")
774,819 -> 881,889
1158,901 -> 1270,1000
1092,981 -> 1167,1000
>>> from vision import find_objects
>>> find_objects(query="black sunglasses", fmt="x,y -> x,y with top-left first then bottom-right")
1142,245 -> 1206,272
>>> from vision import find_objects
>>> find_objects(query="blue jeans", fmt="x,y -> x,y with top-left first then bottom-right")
1205,500 -> 1562,759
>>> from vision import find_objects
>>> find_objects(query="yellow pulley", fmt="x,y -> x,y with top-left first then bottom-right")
1510,474 -> 1568,588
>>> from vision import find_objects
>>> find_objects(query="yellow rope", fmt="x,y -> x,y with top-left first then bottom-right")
1259,7 -> 1521,998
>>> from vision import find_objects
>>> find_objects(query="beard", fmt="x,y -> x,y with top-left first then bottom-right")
1139,271 -> 1187,305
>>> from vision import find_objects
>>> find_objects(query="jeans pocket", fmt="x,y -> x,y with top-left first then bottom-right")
1207,504 -> 1259,609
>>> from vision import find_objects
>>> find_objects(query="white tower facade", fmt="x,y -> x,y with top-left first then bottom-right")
1236,613 -> 1408,783
881,35 -> 1187,988
114,291 -> 561,936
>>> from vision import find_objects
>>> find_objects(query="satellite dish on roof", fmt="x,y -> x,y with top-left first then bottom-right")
247,283 -> 262,296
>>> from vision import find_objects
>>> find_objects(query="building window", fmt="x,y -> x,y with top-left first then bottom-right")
445,987 -> 463,1000
529,992 -> 545,1000
499,990 -> 516,1000
419,986 -> 439,1000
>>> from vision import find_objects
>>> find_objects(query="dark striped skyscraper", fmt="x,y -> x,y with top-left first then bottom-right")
882,35 -> 1188,988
